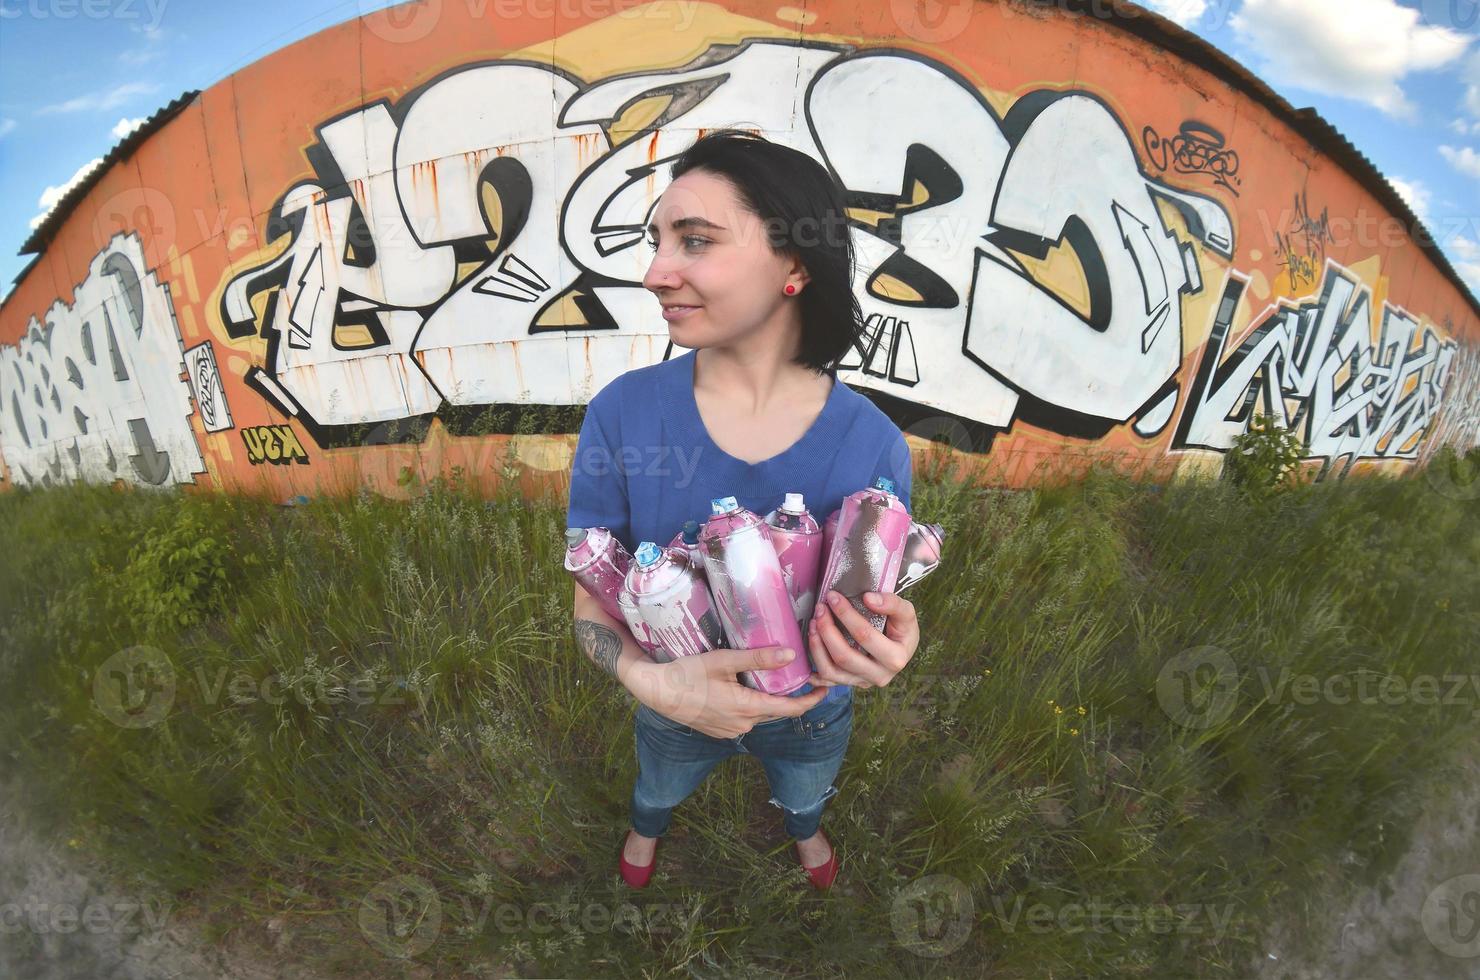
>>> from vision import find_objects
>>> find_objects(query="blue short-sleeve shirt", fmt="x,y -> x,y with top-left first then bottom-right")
566,348 -> 913,705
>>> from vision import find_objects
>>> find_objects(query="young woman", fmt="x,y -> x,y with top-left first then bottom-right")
566,129 -> 922,891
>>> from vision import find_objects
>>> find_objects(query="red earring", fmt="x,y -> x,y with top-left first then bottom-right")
784,284 -> 797,295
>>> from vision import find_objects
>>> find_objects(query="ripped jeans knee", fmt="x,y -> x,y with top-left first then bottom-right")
770,784 -> 840,841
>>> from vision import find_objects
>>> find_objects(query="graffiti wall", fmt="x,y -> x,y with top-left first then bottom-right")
2,0 -> 1478,498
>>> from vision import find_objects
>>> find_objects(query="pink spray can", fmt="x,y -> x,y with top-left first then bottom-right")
896,522 -> 946,593
564,527 -> 632,622
564,526 -> 658,655
764,492 -> 824,636
624,542 -> 726,663
822,508 -> 840,565
698,496 -> 811,695
666,520 -> 707,583
818,477 -> 913,647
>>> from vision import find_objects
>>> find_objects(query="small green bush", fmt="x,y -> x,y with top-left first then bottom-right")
104,498 -> 241,636
1223,413 -> 1308,500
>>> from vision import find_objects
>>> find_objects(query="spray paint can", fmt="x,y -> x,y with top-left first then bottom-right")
624,541 -> 726,662
666,520 -> 707,582
564,527 -> 632,622
897,522 -> 946,593
764,492 -> 824,635
616,590 -> 664,659
822,507 -> 840,566
565,526 -> 658,655
818,477 -> 913,647
698,496 -> 811,696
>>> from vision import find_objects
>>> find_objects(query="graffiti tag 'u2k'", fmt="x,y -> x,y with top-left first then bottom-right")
218,41 -> 1242,450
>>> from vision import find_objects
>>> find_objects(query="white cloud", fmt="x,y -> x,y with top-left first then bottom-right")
1440,144 -> 1480,179
1144,0 -> 1209,26
36,82 -> 160,116
28,158 -> 104,231
111,117 -> 146,140
119,48 -> 162,67
119,24 -> 167,66
1230,0 -> 1470,117
1460,51 -> 1480,128
0,118 -> 15,140
1447,235 -> 1480,295
1387,176 -> 1432,224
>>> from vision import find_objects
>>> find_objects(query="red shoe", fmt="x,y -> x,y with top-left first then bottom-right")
619,832 -> 658,888
795,830 -> 838,891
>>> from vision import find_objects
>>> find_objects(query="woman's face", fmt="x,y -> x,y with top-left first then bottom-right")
642,169 -> 805,349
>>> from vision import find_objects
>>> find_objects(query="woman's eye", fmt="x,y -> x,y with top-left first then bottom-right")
646,235 -> 710,251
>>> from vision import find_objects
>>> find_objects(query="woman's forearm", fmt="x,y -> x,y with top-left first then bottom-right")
571,585 -> 661,702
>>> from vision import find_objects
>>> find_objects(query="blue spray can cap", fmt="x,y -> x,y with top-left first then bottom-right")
874,476 -> 896,494
710,495 -> 739,515
680,520 -> 701,545
634,541 -> 663,567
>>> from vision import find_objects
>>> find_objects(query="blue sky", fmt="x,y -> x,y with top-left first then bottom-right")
1,0 -> 1479,303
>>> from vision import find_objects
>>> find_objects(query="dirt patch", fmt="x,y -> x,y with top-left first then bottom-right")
1254,738 -> 1480,980
0,781 -> 302,980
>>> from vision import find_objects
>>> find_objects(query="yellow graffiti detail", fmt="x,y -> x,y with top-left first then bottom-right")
241,425 -> 311,466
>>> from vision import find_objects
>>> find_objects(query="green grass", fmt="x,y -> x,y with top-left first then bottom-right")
0,449 -> 1477,978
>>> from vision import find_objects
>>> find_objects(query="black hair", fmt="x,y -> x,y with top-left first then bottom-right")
666,128 -> 863,376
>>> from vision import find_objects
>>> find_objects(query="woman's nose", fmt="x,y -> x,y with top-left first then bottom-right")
642,252 -> 682,293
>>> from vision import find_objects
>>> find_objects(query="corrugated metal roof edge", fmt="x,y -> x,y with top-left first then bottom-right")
16,89 -> 200,259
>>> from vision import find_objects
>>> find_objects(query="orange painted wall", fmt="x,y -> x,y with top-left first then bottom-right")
1,0 -> 1476,501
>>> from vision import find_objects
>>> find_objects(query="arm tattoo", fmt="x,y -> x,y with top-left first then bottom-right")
573,619 -> 622,677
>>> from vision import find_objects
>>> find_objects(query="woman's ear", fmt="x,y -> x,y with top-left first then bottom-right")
789,262 -> 811,291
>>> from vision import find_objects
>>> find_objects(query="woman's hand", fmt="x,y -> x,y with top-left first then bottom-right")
629,646 -> 828,739
806,589 -> 920,690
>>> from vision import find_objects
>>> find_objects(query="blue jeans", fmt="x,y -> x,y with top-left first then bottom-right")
630,689 -> 854,842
